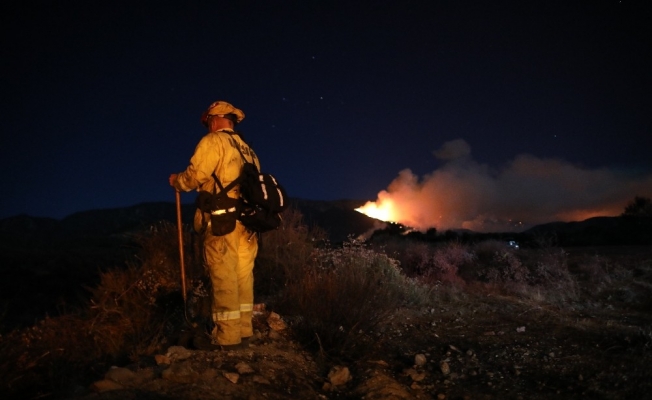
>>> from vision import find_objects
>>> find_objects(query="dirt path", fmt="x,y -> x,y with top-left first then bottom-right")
72,295 -> 652,400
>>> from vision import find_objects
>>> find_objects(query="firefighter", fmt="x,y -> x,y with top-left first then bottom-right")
169,100 -> 259,350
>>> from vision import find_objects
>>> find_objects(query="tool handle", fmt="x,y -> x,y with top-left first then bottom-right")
175,190 -> 187,303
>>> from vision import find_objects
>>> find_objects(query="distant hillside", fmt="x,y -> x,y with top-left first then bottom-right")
289,198 -> 380,242
2,201 -> 651,250
0,202 -> 194,244
522,215 -> 652,246
0,199 -> 377,247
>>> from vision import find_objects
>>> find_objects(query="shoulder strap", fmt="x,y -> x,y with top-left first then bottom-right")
211,172 -> 242,196
209,132 -> 254,195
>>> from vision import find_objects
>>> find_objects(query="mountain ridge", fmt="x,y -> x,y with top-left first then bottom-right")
2,199 -> 651,246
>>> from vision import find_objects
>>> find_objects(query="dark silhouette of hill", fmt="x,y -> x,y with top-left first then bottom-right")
0,199 -> 375,248
0,202 -> 195,244
288,198 -> 380,242
0,203 -> 193,330
522,215 -> 652,246
2,200 -> 651,254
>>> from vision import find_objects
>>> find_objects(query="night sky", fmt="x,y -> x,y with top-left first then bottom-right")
2,1 -> 651,230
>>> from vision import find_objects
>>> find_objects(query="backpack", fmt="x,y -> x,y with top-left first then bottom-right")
233,142 -> 288,233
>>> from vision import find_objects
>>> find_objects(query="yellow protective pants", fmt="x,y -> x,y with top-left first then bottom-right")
202,220 -> 258,346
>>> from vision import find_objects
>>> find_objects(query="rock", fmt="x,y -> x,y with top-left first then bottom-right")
134,368 -> 156,384
415,354 -> 427,366
253,375 -> 271,385
267,312 -> 287,331
161,361 -> 198,384
90,379 -> 124,392
404,368 -> 426,382
328,365 -> 352,387
268,330 -> 283,340
200,368 -> 220,381
483,331 -> 496,336
223,372 -> 240,384
235,362 -> 255,374
355,372 -> 412,399
105,367 -> 136,385
155,354 -> 171,365
516,326 -> 526,333
440,361 -> 451,375
166,345 -> 194,361
370,359 -> 390,368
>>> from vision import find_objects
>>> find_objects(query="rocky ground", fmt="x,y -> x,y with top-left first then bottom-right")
70,292 -> 652,400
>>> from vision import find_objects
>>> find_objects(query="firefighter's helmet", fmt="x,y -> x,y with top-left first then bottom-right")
201,101 -> 245,127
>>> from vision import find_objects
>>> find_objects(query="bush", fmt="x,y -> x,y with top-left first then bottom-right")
0,220 -> 201,399
471,240 -> 529,285
272,239 -> 430,359
426,242 -> 473,285
255,208 -> 326,298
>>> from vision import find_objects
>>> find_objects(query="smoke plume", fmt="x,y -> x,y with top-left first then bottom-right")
358,139 -> 652,232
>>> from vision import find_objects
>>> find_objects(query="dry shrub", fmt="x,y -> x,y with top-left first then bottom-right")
371,238 -> 586,307
83,221 -> 206,360
466,240 -> 578,303
528,248 -> 571,284
369,239 -> 470,286
588,262 -> 652,312
575,255 -> 613,284
272,239 -> 429,358
133,221 -> 204,295
465,240 -> 526,284
86,262 -> 172,361
255,208 -> 326,297
492,245 -> 577,306
424,242 -> 473,285
372,239 -> 433,277
0,315 -> 103,398
0,220 -> 201,399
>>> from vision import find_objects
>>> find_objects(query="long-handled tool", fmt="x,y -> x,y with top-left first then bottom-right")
175,190 -> 188,309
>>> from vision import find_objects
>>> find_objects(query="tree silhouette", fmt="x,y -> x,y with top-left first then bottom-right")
622,196 -> 652,217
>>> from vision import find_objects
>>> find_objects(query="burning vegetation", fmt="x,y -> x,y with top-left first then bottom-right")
356,139 -> 652,232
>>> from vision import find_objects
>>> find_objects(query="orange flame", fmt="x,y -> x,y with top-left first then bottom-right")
355,198 -> 399,223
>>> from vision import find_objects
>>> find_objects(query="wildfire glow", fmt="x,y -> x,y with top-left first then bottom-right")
355,199 -> 399,223
350,138 -> 652,233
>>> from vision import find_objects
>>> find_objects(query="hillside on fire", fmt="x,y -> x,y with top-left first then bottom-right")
1,198 -> 651,399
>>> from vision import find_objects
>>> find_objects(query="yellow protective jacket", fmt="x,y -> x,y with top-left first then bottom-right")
173,128 -> 260,197
173,128 -> 261,346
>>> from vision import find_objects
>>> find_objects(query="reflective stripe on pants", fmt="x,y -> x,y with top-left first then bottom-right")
203,220 -> 258,346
